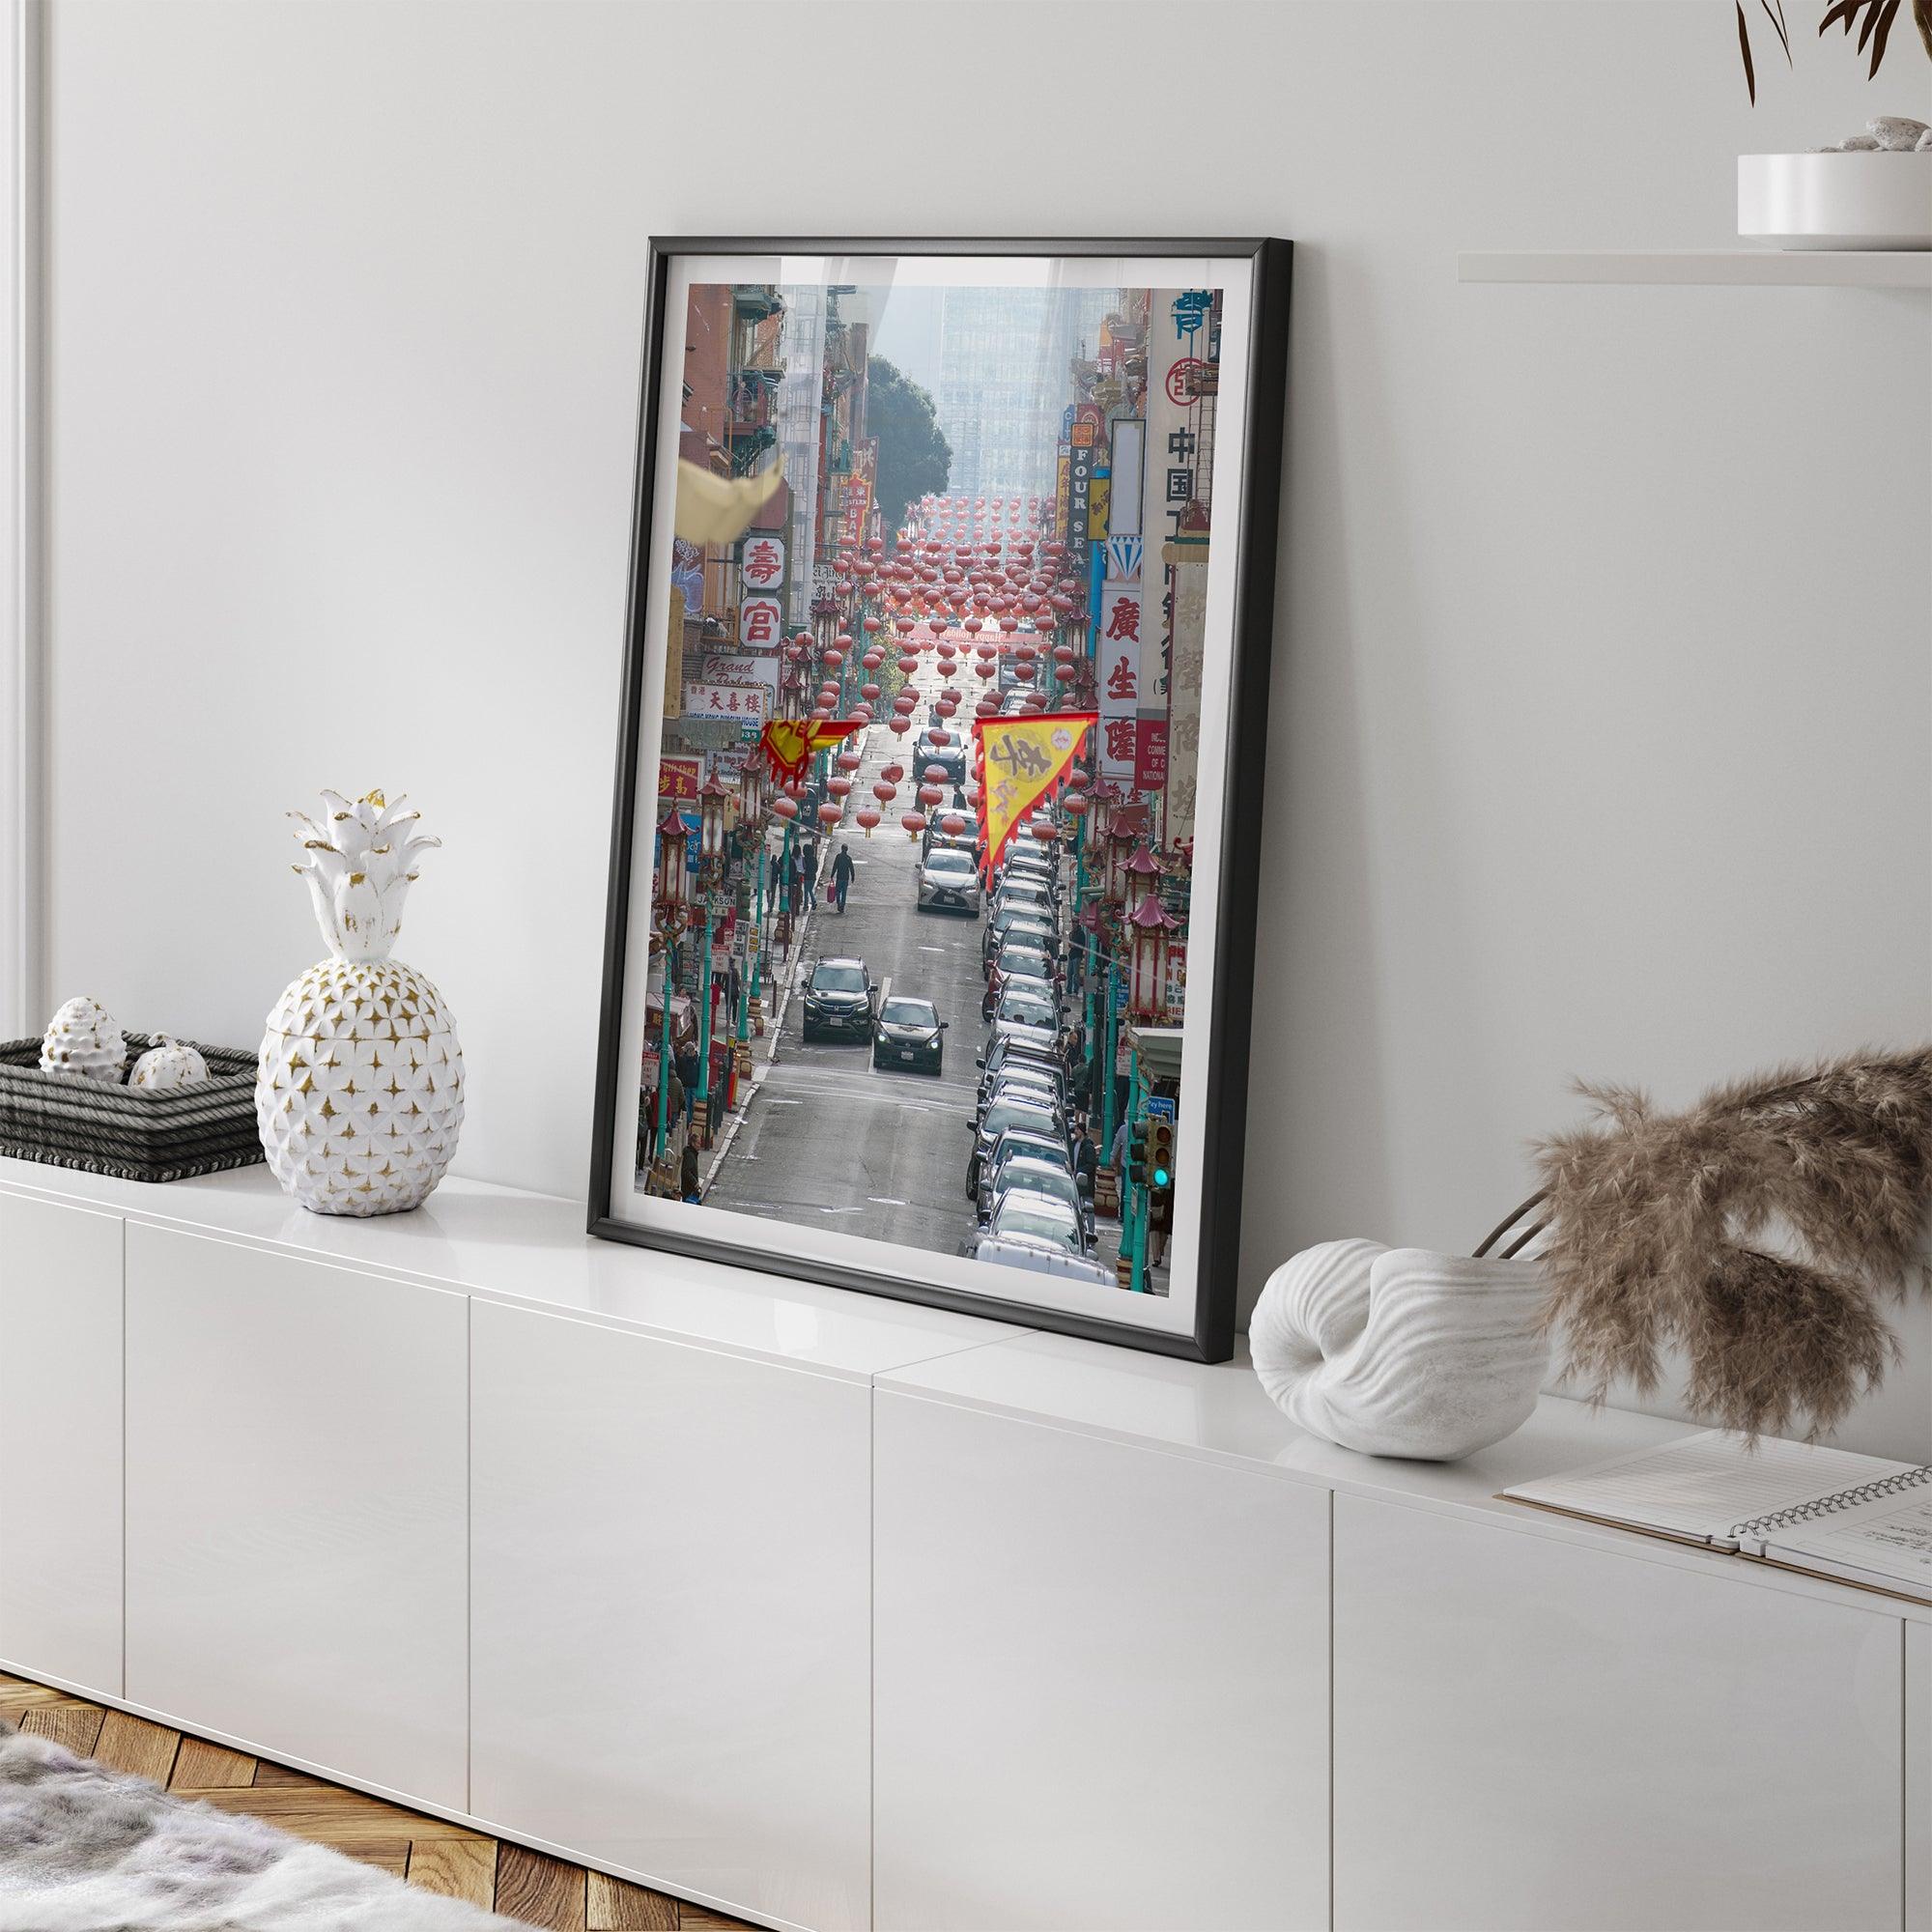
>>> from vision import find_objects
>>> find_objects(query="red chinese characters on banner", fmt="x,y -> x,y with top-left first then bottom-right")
658,754 -> 701,803
739,595 -> 782,647
682,682 -> 767,722
740,535 -> 785,589
1096,579 -> 1143,784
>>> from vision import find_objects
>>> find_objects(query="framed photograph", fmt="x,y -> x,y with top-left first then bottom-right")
590,238 -> 1291,1360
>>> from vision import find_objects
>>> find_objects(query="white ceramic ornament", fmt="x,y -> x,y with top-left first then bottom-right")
256,790 -> 464,1217
128,1035 -> 210,1092
40,996 -> 128,1083
1249,1238 -> 1550,1462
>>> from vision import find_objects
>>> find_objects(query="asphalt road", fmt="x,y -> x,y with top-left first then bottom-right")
704,717 -> 989,1256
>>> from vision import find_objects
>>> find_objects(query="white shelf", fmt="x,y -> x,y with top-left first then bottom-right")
1460,248 -> 1931,287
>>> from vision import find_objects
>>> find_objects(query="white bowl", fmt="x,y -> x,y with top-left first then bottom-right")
1739,151 -> 1932,250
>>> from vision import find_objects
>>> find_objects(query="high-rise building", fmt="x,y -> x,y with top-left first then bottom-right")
932,284 -> 1116,500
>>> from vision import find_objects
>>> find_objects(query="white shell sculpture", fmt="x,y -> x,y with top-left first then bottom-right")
40,996 -> 128,1083
256,791 -> 464,1217
129,1035 -> 210,1092
1249,1239 -> 1550,1462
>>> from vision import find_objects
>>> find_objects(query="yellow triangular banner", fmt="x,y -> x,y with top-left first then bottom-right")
973,712 -> 1096,876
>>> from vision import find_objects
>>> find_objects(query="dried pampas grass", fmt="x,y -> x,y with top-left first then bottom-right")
1519,1046 -> 1932,1440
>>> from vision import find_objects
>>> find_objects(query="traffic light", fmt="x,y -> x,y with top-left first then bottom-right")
1149,1116 -> 1176,1193
1124,1121 -> 1149,1186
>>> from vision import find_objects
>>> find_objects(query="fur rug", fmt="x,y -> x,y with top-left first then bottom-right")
0,1720 -> 526,1931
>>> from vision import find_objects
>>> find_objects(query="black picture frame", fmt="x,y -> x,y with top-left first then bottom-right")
588,237 -> 1292,1362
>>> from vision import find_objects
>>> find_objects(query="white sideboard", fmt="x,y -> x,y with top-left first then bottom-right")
0,1158 -> 1924,1932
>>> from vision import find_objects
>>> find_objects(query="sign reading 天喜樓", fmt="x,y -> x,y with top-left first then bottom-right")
682,681 -> 767,723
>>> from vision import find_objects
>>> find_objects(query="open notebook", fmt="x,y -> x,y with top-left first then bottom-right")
1501,1430 -> 1932,1605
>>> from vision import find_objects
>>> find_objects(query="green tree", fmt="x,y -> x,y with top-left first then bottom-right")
867,357 -> 951,536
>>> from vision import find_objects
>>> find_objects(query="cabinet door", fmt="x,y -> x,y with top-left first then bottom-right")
1334,1494 -> 1903,1931
1911,1623 -> 1930,1932
873,1390 -> 1331,1932
125,1223 -> 467,1807
469,1300 -> 870,1932
0,1195 -> 123,1695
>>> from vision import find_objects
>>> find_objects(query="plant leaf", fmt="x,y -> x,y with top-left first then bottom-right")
1738,0 -> 1758,100
1819,0 -> 1862,36
1868,0 -> 1900,69
1760,0 -> 1793,59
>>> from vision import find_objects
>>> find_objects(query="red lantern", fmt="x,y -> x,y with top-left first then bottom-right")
837,750 -> 862,773
827,775 -> 853,799
816,802 -> 843,830
872,780 -> 896,804
1028,817 -> 1059,841
900,811 -> 927,840
856,807 -> 881,836
940,812 -> 967,837
771,794 -> 800,824
889,716 -> 911,735
918,782 -> 944,808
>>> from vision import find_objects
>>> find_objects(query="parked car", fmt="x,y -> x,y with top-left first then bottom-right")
979,1141 -> 1092,1240
983,903 -> 1057,968
976,1064 -> 1065,1129
871,993 -> 947,1074
983,941 -> 1060,1019
966,1093 -> 1065,1201
801,956 -> 876,1044
994,877 -> 1056,926
976,1035 -> 1065,1109
960,1189 -> 1114,1288
922,820 -> 980,865
992,982 -> 1059,1037
916,845 -> 981,915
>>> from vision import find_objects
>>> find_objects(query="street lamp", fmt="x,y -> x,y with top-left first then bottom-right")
1126,892 -> 1179,1020
698,775 -> 730,867
655,808 -> 691,915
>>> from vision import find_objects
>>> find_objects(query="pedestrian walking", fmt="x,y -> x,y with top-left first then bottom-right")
830,841 -> 856,914
783,846 -> 801,917
679,1137 -> 701,1204
802,838 -> 821,903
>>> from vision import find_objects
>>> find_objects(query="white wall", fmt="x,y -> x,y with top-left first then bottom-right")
36,2 -> 1932,1454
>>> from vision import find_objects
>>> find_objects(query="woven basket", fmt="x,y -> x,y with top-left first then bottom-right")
0,1033 -> 263,1183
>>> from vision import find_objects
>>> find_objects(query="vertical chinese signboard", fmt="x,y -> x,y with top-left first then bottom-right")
739,533 -> 785,597
1095,576 -> 1142,785
1067,416 -> 1097,543
738,595 -> 783,648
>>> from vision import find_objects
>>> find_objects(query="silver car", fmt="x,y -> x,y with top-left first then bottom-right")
916,845 -> 981,915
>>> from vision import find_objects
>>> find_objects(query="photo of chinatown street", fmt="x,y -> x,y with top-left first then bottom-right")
637,277 -> 1219,1299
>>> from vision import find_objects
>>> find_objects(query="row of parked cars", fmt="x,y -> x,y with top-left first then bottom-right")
956,817 -> 1113,1290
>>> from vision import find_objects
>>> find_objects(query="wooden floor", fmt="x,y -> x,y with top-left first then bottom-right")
0,1670 -> 756,1931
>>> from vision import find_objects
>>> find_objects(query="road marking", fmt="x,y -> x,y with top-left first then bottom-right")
867,1197 -> 909,1207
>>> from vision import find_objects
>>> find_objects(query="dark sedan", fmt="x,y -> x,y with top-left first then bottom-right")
872,994 -> 947,1074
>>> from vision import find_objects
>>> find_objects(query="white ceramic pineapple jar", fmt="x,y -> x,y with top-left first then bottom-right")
256,790 -> 464,1216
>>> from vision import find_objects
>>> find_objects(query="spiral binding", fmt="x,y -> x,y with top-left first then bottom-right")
1731,1464 -> 1932,1542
